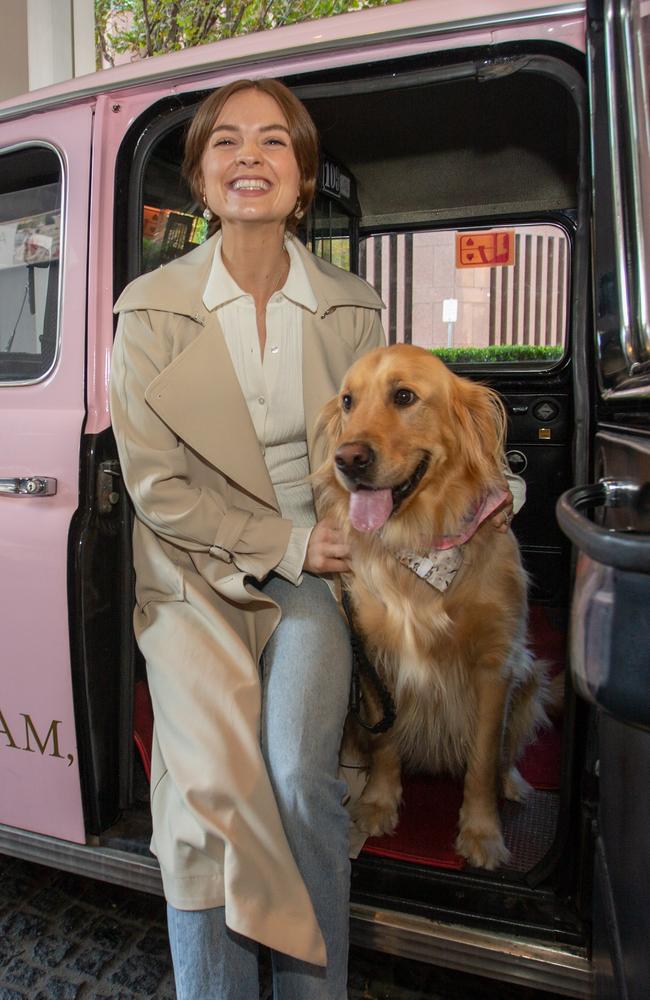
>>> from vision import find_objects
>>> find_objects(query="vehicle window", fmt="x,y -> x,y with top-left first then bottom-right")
143,204 -> 207,271
140,122 -> 206,274
308,156 -> 358,271
309,193 -> 352,271
360,223 -> 570,366
0,145 -> 61,384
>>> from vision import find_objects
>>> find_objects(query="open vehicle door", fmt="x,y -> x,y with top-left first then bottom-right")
0,107 -> 91,843
557,2 -> 650,997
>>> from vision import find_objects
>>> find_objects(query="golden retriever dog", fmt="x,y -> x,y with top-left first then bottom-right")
314,344 -> 551,869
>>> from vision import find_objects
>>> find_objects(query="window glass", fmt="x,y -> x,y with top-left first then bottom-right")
309,193 -> 352,271
141,123 -> 207,273
0,146 -> 61,384
360,224 -> 570,365
143,204 -> 207,271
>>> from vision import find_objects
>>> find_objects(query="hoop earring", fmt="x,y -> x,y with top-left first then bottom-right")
203,206 -> 213,222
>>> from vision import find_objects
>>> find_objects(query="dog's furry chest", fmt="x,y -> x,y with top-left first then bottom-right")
351,575 -> 476,776
384,623 -> 475,776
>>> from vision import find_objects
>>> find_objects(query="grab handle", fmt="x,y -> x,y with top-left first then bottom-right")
556,479 -> 650,571
0,476 -> 57,497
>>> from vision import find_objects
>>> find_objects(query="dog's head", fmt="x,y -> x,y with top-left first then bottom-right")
314,344 -> 507,537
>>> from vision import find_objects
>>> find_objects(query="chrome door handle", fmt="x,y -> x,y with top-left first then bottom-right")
0,477 -> 57,496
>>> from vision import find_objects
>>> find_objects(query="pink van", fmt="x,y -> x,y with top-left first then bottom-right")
1,1 -> 649,996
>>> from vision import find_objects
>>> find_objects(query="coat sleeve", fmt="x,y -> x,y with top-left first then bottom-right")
109,309 -> 292,578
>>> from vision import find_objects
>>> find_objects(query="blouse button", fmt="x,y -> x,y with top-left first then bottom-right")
258,396 -> 265,405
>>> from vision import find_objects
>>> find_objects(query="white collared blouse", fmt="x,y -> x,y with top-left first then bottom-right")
203,235 -> 318,583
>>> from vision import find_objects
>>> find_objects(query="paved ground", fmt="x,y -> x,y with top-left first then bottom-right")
0,854 -> 565,999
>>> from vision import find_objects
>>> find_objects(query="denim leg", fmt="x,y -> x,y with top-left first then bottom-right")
259,573 -> 353,1000
167,903 -> 260,1000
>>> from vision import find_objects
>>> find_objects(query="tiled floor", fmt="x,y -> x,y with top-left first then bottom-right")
0,855 -> 566,999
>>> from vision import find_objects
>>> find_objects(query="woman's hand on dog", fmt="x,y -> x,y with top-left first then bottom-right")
304,518 -> 351,574
492,490 -> 514,532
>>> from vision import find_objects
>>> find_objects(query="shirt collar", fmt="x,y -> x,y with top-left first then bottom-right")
202,234 -> 318,314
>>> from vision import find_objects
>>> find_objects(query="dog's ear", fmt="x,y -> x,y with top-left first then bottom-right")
450,378 -> 507,478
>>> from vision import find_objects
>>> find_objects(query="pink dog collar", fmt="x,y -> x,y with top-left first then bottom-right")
395,486 -> 510,592
429,487 -> 510,550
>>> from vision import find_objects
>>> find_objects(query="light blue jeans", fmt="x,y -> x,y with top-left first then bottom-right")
167,573 -> 353,999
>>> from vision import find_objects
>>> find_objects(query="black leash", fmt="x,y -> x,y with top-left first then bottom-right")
342,590 -> 396,735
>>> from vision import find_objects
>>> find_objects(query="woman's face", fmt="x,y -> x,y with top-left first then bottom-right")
200,88 -> 301,231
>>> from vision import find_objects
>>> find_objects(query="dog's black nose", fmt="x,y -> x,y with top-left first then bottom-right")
335,442 -> 375,479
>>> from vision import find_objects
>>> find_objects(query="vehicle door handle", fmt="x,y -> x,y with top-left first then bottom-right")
0,477 -> 57,497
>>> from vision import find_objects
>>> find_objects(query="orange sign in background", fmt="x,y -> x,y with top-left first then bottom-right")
456,230 -> 515,268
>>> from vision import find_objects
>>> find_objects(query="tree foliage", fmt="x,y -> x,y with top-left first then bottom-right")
95,0 -> 400,66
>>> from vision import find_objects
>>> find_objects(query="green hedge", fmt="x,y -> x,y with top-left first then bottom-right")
430,344 -> 564,364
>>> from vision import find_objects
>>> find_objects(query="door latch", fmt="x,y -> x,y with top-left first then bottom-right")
97,461 -> 121,514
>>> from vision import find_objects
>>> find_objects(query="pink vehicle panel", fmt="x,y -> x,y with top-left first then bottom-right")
0,105 -> 91,842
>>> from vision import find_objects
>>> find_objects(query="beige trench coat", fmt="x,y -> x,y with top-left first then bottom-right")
109,234 -> 384,967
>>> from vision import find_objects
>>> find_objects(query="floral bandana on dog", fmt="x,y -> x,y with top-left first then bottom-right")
395,487 -> 510,592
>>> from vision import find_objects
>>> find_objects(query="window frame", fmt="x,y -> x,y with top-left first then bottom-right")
620,0 -> 650,361
358,212 -> 575,375
0,140 -> 64,387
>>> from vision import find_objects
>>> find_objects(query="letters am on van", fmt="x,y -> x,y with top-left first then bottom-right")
0,710 -> 74,766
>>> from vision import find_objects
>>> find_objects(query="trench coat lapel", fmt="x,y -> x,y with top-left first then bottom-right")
145,314 -> 279,512
146,308 -> 337,511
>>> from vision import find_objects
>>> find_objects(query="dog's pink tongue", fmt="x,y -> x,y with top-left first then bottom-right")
349,488 -> 393,532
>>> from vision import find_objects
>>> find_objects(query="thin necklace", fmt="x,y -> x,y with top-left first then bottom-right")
270,248 -> 289,294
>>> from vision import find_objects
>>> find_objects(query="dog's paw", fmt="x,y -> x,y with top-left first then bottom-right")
455,822 -> 510,870
502,766 -> 532,803
351,795 -> 400,838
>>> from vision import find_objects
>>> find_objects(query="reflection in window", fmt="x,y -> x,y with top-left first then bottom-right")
142,204 -> 207,271
360,224 -> 569,365
140,122 -> 208,274
0,146 -> 61,384
310,194 -> 351,271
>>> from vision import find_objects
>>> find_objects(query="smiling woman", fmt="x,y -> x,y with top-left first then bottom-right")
179,80 -> 320,360
108,77 -> 386,1000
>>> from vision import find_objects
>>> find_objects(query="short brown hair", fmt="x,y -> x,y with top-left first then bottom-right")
182,78 -> 319,233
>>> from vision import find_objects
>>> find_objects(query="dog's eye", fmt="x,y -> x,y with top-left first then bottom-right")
394,388 -> 416,407
341,393 -> 353,411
